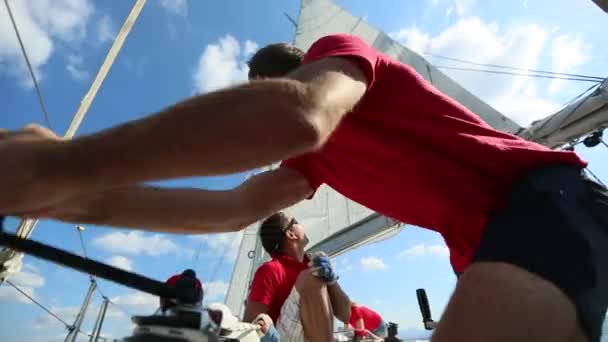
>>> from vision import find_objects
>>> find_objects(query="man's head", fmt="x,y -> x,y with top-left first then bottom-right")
259,212 -> 309,255
247,43 -> 305,80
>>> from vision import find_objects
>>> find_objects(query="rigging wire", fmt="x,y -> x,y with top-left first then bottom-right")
209,237 -> 234,282
192,240 -> 204,270
425,52 -> 606,82
585,168 -> 607,187
74,226 -> 135,317
5,280 -> 71,329
3,0 -> 53,130
433,65 -> 605,83
76,227 -> 89,259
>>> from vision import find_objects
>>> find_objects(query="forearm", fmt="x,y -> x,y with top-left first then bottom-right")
54,80 -> 321,191
38,186 -> 254,234
327,282 -> 352,323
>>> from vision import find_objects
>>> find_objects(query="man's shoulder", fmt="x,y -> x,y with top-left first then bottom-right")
256,259 -> 285,275
311,33 -> 368,48
304,33 -> 379,63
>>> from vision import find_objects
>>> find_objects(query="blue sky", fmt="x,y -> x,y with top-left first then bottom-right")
0,0 -> 607,341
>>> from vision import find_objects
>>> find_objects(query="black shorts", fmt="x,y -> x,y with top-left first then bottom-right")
471,165 -> 608,342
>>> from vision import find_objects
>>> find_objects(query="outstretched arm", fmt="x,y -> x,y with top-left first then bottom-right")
327,282 -> 352,323
54,58 -> 366,191
25,168 -> 312,234
1,56 -> 366,214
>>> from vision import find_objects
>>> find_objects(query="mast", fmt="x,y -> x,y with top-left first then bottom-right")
0,0 -> 148,286
65,279 -> 97,342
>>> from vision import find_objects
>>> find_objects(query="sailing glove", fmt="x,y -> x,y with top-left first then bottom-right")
308,252 -> 339,285
260,325 -> 280,342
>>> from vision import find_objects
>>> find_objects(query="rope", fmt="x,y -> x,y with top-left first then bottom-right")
6,278 -> 102,339
425,52 -> 606,82
3,0 -> 53,130
434,65 -> 605,83
76,228 -> 89,259
192,240 -> 204,270
5,280 -> 71,328
585,168 -> 607,187
209,236 -> 234,282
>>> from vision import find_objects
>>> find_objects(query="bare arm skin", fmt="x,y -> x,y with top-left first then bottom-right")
243,301 -> 270,323
0,58 -> 366,214
60,59 -> 365,189
327,282 -> 352,323
24,168 -> 312,234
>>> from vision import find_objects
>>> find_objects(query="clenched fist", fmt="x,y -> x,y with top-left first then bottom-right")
0,124 -> 77,214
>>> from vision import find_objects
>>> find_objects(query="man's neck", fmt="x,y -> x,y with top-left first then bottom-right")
284,247 -> 305,262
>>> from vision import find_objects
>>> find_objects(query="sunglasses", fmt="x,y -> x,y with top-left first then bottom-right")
282,218 -> 298,232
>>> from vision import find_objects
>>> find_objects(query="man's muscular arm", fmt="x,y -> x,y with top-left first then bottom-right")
56,58 -> 366,190
0,57 -> 366,213
25,168 -> 312,234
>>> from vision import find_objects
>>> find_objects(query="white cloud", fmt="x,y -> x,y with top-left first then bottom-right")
203,280 -> 229,301
360,257 -> 389,271
398,244 -> 450,259
390,16 -> 589,126
33,306 -> 79,330
0,263 -> 46,304
111,291 -> 159,314
334,257 -> 354,274
96,14 -> 115,44
244,40 -> 259,56
159,0 -> 188,16
454,0 -> 477,16
0,0 -> 94,86
192,34 -> 257,93
65,54 -> 88,81
93,231 -> 180,256
548,35 -> 589,94
446,6 -> 453,18
191,231 -> 244,260
106,255 -> 134,271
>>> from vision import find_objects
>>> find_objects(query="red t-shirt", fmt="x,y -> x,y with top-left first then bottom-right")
281,34 -> 587,273
350,305 -> 382,331
247,254 -> 309,323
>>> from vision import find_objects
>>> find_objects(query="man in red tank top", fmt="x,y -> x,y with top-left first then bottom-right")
4,32 -> 607,342
344,302 -> 387,338
243,212 -> 353,342
159,269 -> 203,313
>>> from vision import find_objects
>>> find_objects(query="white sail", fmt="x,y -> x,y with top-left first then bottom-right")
294,0 -> 522,133
520,80 -> 608,148
224,224 -> 262,317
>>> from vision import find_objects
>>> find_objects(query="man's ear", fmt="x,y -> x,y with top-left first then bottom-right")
284,229 -> 298,241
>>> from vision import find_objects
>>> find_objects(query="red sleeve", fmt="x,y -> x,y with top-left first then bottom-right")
280,154 -> 323,198
351,305 -> 362,318
303,34 -> 378,88
247,263 -> 277,306
166,275 -> 179,286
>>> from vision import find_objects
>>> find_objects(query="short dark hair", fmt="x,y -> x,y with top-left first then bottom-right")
247,43 -> 304,79
259,212 -> 291,255
182,269 -> 196,278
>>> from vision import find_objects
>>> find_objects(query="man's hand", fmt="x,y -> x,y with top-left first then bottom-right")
254,313 -> 274,334
308,251 -> 339,285
0,124 -> 75,214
